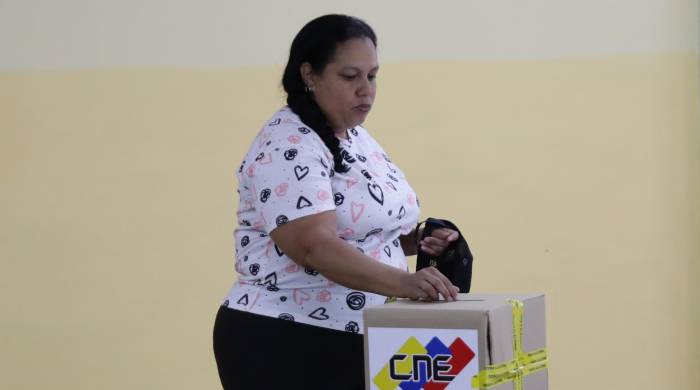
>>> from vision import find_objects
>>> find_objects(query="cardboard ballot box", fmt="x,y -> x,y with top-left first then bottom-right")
363,293 -> 548,390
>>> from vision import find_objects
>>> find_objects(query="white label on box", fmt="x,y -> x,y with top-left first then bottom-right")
367,327 -> 479,390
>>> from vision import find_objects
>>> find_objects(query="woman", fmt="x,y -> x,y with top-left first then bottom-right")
213,14 -> 460,390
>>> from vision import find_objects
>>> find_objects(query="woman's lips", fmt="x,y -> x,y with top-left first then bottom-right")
355,104 -> 371,112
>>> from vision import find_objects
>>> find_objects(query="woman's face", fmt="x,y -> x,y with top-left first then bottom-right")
304,37 -> 378,136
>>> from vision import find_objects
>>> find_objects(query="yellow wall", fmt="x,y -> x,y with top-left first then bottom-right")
2,53 -> 698,389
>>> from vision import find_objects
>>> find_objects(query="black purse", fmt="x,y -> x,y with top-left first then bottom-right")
415,218 -> 474,293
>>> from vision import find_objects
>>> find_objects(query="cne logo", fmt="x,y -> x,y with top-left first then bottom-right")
374,336 -> 475,390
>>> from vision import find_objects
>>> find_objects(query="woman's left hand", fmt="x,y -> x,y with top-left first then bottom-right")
418,228 -> 459,256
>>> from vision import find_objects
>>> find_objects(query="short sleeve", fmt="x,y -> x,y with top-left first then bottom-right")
246,134 -> 336,234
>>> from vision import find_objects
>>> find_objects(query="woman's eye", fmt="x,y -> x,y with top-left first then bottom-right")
368,74 -> 377,81
342,74 -> 357,80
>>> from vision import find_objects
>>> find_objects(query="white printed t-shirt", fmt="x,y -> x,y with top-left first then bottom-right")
223,106 -> 420,333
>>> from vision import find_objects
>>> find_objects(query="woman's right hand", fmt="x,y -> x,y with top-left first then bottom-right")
400,267 -> 460,301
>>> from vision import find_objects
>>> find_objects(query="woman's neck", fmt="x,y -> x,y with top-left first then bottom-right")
334,128 -> 349,141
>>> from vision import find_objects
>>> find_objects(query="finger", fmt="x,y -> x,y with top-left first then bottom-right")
421,240 -> 448,255
415,290 -> 429,300
419,244 -> 440,256
430,228 -> 454,240
408,286 -> 428,301
418,280 -> 439,301
422,237 -> 448,246
421,245 -> 447,256
433,279 -> 454,302
417,269 -> 445,301
451,285 -> 460,297
430,268 -> 459,301
430,228 -> 450,239
424,269 -> 455,301
421,238 -> 450,252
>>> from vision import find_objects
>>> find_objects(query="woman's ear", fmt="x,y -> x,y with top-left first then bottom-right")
300,62 -> 315,90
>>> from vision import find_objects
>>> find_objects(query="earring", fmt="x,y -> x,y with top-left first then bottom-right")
305,85 -> 314,93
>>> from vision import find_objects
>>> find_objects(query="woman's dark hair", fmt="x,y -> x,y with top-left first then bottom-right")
282,14 -> 377,173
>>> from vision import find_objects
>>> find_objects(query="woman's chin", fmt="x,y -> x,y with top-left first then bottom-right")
349,113 -> 370,127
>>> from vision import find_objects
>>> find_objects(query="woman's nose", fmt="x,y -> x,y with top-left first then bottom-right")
357,78 -> 372,96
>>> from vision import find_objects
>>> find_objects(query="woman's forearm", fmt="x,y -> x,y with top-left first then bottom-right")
303,234 -> 409,297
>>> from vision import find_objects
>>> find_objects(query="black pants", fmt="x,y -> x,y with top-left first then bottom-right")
213,306 -> 365,390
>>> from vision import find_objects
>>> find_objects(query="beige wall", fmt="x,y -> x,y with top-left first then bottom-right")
1,0 -> 697,70
1,1 -> 699,389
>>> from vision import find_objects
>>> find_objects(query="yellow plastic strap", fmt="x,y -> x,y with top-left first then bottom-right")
471,299 -> 548,389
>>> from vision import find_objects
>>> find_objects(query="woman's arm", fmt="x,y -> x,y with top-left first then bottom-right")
270,211 -> 458,301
